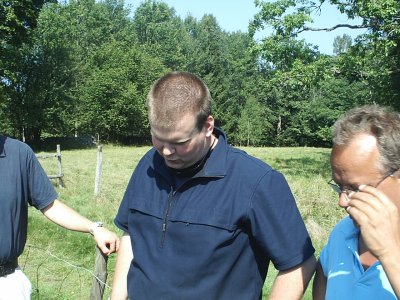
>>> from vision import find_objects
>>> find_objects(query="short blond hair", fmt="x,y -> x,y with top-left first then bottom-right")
147,72 -> 212,131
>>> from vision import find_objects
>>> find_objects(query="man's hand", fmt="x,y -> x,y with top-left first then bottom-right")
92,226 -> 120,255
347,184 -> 400,259
347,184 -> 400,299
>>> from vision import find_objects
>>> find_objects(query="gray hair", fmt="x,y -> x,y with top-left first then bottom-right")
332,104 -> 400,174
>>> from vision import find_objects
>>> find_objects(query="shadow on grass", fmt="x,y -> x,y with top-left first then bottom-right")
31,136 -> 97,152
31,135 -> 152,152
273,152 -> 331,179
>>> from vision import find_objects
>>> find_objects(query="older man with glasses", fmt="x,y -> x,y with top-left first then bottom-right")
313,105 -> 400,300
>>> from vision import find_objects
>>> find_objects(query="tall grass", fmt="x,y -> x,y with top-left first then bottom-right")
23,145 -> 346,299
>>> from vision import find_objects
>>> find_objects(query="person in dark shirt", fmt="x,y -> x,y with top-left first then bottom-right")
0,135 -> 119,299
111,71 -> 316,300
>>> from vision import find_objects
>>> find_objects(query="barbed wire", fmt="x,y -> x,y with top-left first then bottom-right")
24,244 -> 111,290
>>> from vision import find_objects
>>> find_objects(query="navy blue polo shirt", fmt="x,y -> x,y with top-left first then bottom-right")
0,135 -> 57,263
115,128 -> 314,299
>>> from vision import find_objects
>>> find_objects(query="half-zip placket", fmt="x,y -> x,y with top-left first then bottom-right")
160,189 -> 176,248
159,172 -> 223,248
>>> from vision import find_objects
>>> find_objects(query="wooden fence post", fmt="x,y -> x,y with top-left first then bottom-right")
36,144 -> 65,187
56,144 -> 65,187
94,145 -> 103,196
90,247 -> 108,300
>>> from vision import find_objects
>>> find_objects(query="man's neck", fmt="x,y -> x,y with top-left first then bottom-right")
358,235 -> 378,270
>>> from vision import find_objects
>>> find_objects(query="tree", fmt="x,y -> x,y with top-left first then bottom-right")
292,76 -> 369,147
0,0 -> 53,47
250,0 -> 319,71
133,0 -> 191,70
1,0 -> 161,141
0,0 -> 54,138
237,96 -> 271,146
187,14 -> 231,130
218,31 -> 266,145
333,34 -> 352,55
251,0 -> 400,108
77,40 -> 166,142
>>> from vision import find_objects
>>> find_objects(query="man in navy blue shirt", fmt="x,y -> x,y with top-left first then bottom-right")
0,135 -> 119,298
112,71 -> 316,299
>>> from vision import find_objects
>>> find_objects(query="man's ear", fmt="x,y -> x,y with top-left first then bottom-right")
204,115 -> 214,137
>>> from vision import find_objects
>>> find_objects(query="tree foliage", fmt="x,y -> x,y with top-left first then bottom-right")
0,0 -> 55,139
333,34 -> 352,55
1,0 -> 399,147
250,0 -> 400,145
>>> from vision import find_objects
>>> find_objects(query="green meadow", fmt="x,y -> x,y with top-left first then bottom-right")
24,145 -> 346,299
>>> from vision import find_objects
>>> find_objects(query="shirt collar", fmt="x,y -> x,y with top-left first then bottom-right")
201,127 -> 227,177
342,216 -> 361,253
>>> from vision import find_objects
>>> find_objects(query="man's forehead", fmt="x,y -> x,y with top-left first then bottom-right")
332,134 -> 377,156
151,121 -> 198,142
352,133 -> 377,149
331,133 -> 380,174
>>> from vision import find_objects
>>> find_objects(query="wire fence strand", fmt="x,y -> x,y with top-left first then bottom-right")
21,244 -> 112,299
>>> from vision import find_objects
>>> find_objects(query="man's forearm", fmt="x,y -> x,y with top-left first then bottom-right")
111,233 -> 132,300
269,255 -> 316,300
380,253 -> 400,299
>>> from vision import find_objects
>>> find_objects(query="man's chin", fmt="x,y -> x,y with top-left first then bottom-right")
166,160 -> 184,168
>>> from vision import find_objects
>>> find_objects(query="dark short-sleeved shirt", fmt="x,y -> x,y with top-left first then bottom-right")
0,135 -> 57,263
115,128 -> 314,299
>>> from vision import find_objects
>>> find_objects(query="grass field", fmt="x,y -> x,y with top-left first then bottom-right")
23,145 -> 346,299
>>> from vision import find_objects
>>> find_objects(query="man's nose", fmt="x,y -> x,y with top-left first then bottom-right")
162,143 -> 175,156
338,192 -> 350,208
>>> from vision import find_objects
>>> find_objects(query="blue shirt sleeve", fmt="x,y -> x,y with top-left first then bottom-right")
248,170 -> 315,270
114,170 -> 135,232
25,144 -> 58,210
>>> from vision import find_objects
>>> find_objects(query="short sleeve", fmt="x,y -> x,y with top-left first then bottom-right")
248,170 -> 315,270
26,145 -> 58,210
114,181 -> 131,232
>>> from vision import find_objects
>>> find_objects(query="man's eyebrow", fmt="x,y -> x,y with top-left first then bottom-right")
340,180 -> 360,190
151,132 -> 191,144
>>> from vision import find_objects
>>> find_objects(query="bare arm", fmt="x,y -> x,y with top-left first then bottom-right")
312,260 -> 326,300
269,255 -> 317,300
41,199 -> 119,255
110,233 -> 133,300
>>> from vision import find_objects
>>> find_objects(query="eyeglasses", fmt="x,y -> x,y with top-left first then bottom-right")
328,172 -> 394,195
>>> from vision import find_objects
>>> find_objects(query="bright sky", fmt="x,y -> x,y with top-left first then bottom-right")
126,0 -> 367,55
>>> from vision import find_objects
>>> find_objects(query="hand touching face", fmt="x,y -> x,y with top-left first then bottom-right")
346,184 -> 400,260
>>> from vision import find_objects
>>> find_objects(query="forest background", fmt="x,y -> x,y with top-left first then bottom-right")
1,0 -> 399,149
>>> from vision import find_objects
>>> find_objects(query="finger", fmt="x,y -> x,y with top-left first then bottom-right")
99,243 -> 111,256
346,206 -> 367,227
115,238 -> 120,252
348,198 -> 381,218
347,200 -> 399,239
349,191 -> 396,222
347,194 -> 380,218
357,185 -> 392,206
348,190 -> 386,212
108,240 -> 116,254
348,200 -> 391,231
